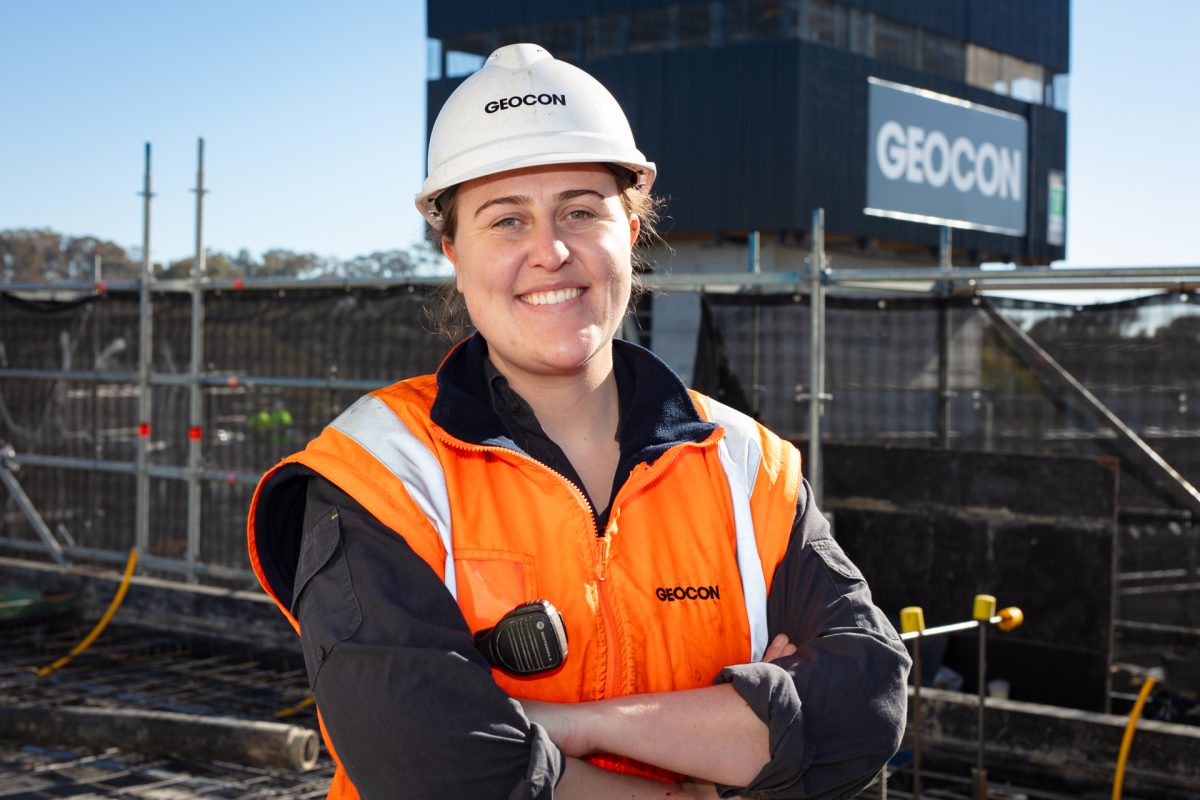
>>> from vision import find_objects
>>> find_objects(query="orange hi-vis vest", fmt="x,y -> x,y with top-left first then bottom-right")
248,358 -> 802,798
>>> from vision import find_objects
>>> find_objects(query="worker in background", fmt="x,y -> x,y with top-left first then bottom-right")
249,43 -> 910,799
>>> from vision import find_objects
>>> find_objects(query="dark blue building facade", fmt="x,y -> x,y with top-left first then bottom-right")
427,1 -> 1069,264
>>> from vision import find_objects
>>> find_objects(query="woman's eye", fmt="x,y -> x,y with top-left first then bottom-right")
492,216 -> 521,230
566,209 -> 596,222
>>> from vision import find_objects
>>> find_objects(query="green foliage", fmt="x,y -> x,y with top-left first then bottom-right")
0,228 -> 135,282
2,229 -> 445,283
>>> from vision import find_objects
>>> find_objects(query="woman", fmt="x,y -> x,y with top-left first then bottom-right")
249,44 -> 909,799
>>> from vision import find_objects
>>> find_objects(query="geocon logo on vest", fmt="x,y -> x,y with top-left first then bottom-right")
656,585 -> 721,602
484,93 -> 566,114
865,77 -> 1028,236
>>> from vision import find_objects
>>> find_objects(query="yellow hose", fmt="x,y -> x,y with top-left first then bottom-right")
275,695 -> 316,719
1112,675 -> 1156,800
36,548 -> 138,677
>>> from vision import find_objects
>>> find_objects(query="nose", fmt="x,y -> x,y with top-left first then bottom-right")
528,219 -> 571,271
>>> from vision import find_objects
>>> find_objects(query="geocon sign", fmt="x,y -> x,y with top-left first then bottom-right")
866,77 -> 1028,236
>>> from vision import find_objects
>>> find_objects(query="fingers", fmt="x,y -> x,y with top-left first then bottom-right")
762,633 -> 798,663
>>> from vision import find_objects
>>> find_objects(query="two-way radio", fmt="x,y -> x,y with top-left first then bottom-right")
474,599 -> 568,676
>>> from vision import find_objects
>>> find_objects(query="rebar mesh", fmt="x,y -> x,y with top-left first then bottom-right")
0,618 -> 332,798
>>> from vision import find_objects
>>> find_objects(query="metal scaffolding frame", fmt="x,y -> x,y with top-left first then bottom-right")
2,178 -> 1199,581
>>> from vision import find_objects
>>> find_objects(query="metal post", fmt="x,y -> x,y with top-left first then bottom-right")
750,230 -> 761,416
972,594 -> 995,800
974,621 -> 989,799
912,639 -> 923,799
808,209 -> 826,508
0,457 -> 66,564
900,606 -> 926,799
186,137 -> 208,582
135,143 -> 154,558
937,226 -> 952,448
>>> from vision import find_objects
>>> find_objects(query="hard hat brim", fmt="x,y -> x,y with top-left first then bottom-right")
416,153 -> 657,230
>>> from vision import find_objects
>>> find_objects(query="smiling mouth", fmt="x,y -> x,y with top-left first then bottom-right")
519,287 -> 584,306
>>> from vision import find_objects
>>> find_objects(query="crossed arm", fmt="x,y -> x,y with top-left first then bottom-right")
523,634 -> 799,798
293,476 -> 909,799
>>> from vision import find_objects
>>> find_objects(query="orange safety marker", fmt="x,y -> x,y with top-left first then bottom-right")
997,607 -> 1024,631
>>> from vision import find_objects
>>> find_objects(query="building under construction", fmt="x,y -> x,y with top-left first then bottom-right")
427,0 -> 1069,269
1,1 -> 1199,797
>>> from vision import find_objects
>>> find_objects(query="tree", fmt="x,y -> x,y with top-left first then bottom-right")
0,227 -> 447,283
342,247 -> 434,278
162,252 -> 239,280
0,228 -> 133,283
258,249 -> 331,279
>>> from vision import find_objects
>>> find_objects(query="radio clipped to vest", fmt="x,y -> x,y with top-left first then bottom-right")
474,599 -> 568,676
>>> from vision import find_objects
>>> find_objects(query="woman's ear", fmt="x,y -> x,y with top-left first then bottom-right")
442,236 -> 463,291
629,214 -> 640,247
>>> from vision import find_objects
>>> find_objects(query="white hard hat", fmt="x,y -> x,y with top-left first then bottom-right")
416,43 -> 656,229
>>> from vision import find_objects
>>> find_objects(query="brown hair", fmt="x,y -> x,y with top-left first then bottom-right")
423,165 -> 663,341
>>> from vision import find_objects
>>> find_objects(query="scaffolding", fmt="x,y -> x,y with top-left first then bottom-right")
2,207 -> 1199,584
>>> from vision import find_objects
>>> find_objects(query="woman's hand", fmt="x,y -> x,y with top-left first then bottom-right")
520,634 -> 797,789
762,632 -> 798,663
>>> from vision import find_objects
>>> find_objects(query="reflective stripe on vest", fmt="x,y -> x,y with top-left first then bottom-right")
328,392 -> 769,659
704,398 -> 769,662
329,394 -> 457,599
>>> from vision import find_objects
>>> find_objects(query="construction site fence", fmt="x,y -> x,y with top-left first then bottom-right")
1,269 -> 1199,586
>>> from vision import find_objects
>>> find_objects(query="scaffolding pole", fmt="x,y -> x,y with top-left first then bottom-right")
806,209 -> 827,508
3,265 -> 1199,296
750,229 -> 762,416
3,452 -> 259,485
0,369 -> 386,392
0,457 -> 66,564
135,143 -> 153,558
187,138 -> 207,582
647,264 -> 1200,292
937,226 -> 953,448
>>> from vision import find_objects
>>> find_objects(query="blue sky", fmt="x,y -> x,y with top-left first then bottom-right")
2,0 -> 1198,276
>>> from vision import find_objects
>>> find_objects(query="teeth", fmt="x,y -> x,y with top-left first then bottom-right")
521,287 -> 583,306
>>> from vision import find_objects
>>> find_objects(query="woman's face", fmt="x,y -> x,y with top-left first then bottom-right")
442,163 -> 639,383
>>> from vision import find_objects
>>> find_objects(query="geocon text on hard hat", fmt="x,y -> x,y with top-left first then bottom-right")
874,121 -> 1022,201
484,93 -> 566,114
864,77 -> 1029,236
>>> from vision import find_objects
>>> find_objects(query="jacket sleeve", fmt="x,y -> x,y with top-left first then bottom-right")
292,475 -> 564,800
713,479 -> 911,800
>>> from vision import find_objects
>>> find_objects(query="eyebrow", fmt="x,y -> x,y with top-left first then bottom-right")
472,188 -> 608,219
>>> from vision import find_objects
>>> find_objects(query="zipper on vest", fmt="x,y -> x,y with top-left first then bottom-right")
593,533 -> 621,698
593,535 -> 611,580
439,434 -> 623,696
